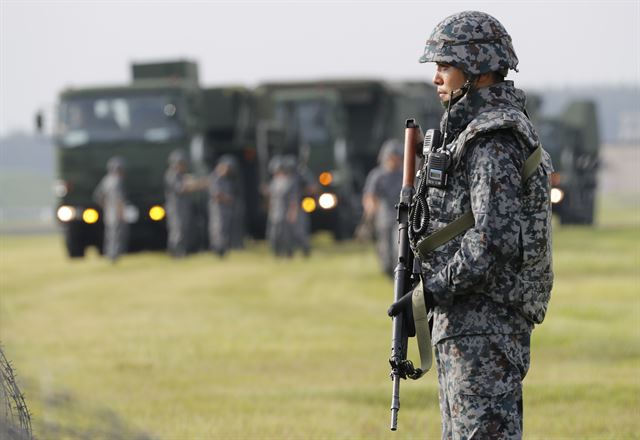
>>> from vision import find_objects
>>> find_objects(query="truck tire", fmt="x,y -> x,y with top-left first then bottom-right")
64,224 -> 86,258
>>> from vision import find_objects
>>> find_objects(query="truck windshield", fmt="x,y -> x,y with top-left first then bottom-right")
58,94 -> 186,147
274,100 -> 331,145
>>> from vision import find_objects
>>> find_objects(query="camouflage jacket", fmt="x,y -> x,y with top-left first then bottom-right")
413,81 -> 554,344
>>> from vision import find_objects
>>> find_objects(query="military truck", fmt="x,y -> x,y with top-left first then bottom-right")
254,79 -> 441,239
49,60 -> 256,257
536,100 -> 600,225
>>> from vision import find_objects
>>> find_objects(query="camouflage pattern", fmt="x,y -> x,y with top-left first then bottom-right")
93,157 -> 128,261
435,333 -> 530,439
419,11 -> 518,76
414,80 -> 553,338
164,154 -> 193,258
410,79 -> 552,438
364,140 -> 403,276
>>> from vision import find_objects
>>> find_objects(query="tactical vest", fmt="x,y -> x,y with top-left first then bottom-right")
417,106 -> 554,324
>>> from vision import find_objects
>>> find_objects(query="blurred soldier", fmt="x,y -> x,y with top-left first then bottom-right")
266,155 -> 299,257
227,156 -> 246,250
208,155 -> 236,257
164,149 -> 202,258
362,139 -> 403,277
290,151 -> 317,257
389,11 -> 553,439
93,156 -> 128,262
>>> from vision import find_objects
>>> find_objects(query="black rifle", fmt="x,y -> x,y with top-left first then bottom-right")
389,119 -> 423,431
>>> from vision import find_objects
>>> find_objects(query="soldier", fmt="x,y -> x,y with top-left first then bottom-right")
266,155 -> 299,257
362,139 -> 403,277
208,155 -> 236,257
290,152 -> 317,257
164,149 -> 202,258
93,156 -> 128,262
389,11 -> 553,439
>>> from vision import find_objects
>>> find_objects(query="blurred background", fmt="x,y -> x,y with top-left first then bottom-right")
1,1 -> 638,439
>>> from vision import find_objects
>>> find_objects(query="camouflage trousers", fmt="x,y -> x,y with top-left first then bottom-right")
435,333 -> 531,440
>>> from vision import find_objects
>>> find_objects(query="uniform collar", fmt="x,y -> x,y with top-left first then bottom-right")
441,81 -> 527,140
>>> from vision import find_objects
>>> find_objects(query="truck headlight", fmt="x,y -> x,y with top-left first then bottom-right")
550,188 -> 564,204
149,205 -> 166,221
57,205 -> 76,222
318,193 -> 337,210
82,208 -> 99,224
301,197 -> 316,213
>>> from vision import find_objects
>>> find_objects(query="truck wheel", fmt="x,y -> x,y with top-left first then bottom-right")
65,225 -> 86,258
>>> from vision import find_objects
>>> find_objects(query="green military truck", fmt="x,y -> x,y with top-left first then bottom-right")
536,100 -> 600,225
254,79 -> 441,239
50,60 -> 256,257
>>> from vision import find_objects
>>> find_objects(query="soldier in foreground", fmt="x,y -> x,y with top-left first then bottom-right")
164,150 -> 203,258
389,11 -> 553,438
93,156 -> 128,262
362,140 -> 404,277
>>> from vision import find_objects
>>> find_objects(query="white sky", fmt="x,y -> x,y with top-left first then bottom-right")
1,0 -> 639,136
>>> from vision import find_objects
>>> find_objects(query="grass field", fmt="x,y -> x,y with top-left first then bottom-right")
1,197 -> 639,439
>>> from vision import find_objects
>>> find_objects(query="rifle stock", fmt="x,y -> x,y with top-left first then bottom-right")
389,119 -> 419,431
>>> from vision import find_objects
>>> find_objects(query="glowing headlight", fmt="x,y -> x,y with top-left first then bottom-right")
149,205 -> 166,221
57,205 -> 76,222
318,172 -> 333,186
301,197 -> 317,213
550,188 -> 565,204
318,193 -> 338,210
82,208 -> 99,224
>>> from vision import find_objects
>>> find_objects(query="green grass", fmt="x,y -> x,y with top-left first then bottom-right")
1,198 -> 639,439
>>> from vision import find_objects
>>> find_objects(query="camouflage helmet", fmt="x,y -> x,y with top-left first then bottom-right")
168,149 -> 187,166
281,155 -> 298,173
268,155 -> 283,174
419,11 -> 518,76
106,156 -> 125,172
378,139 -> 403,163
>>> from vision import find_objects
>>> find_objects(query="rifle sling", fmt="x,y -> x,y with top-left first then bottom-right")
410,281 -> 432,378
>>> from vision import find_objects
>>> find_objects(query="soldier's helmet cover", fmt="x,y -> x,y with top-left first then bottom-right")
419,11 -> 518,76
281,155 -> 298,173
168,149 -> 187,166
268,155 -> 284,174
106,156 -> 125,172
378,139 -> 404,163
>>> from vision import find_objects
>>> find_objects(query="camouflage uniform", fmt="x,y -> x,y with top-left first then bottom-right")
363,140 -> 403,276
93,156 -> 128,261
164,150 -> 193,257
413,11 -> 553,439
208,156 -> 236,257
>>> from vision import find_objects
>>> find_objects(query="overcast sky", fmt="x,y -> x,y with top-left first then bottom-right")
1,0 -> 638,136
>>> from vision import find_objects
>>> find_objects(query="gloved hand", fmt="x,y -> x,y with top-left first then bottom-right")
388,292 -> 416,337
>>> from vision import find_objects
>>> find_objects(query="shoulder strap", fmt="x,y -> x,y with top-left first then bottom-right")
416,145 -> 542,257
